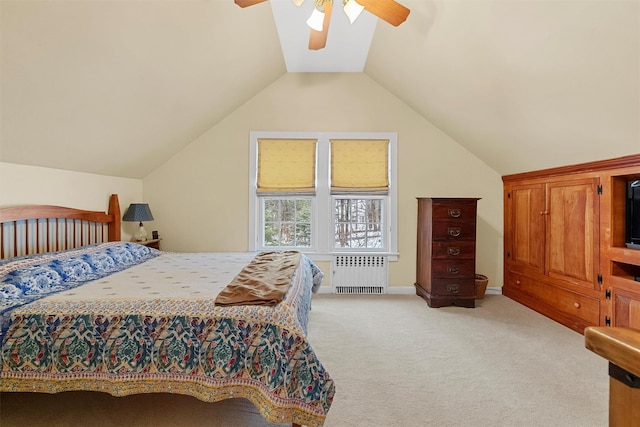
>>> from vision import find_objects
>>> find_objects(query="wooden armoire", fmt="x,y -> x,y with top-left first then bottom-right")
503,154 -> 640,333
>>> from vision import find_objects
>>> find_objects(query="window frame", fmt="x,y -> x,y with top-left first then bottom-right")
249,131 -> 398,262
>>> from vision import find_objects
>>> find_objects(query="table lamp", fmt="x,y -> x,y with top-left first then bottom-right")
123,203 -> 154,242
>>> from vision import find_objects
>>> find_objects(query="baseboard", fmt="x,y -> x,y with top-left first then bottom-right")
386,286 -> 417,295
388,286 -> 503,295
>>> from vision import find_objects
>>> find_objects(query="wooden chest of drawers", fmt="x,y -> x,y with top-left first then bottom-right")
415,197 -> 480,308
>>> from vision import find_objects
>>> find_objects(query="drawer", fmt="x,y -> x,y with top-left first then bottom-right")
432,241 -> 476,259
432,259 -> 475,278
508,273 -> 599,324
431,278 -> 475,297
432,221 -> 476,241
432,203 -> 477,221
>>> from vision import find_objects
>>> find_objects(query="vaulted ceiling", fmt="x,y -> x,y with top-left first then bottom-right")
1,0 -> 638,179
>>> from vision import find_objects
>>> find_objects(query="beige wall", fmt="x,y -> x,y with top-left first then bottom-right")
0,162 -> 143,242
144,73 -> 504,288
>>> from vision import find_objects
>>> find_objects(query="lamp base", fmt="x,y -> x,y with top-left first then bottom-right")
135,222 -> 148,242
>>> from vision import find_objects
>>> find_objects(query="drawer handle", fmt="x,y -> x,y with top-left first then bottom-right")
448,227 -> 461,237
447,284 -> 460,294
448,209 -> 461,218
574,302 -> 580,308
447,247 -> 461,256
447,265 -> 460,274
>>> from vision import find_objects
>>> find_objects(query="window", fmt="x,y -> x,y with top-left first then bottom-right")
333,197 -> 384,249
249,132 -> 398,260
263,198 -> 312,247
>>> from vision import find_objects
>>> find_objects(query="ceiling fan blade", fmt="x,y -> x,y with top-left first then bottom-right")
234,0 -> 269,7
357,0 -> 410,26
308,0 -> 333,50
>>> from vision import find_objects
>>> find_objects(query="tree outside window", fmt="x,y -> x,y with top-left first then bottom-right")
334,198 -> 383,249
264,198 -> 312,247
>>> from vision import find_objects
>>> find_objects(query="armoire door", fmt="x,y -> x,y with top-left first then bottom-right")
546,178 -> 600,289
506,183 -> 546,275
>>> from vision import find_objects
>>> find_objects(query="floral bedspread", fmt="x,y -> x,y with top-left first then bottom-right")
0,243 -> 334,426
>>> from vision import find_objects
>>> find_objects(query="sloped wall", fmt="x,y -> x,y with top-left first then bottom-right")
144,73 -> 504,288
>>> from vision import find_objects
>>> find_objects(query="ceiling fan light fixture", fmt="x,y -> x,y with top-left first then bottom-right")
234,0 -> 409,50
343,0 -> 364,24
306,6 -> 325,31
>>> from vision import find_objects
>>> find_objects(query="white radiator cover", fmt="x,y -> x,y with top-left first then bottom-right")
331,255 -> 388,294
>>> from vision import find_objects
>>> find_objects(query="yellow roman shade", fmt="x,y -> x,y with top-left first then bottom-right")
257,138 -> 317,194
330,139 -> 389,194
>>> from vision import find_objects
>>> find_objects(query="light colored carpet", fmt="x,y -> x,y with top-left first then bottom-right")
310,294 -> 608,427
0,294 -> 609,426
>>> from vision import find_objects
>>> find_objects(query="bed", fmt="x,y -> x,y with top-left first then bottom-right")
0,194 -> 334,427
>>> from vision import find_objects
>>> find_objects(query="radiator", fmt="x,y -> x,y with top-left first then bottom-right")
331,255 -> 388,294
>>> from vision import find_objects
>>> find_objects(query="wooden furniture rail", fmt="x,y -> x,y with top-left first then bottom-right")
0,194 -> 121,259
585,326 -> 640,426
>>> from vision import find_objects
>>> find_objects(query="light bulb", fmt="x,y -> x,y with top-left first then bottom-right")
306,7 -> 325,31
343,0 -> 364,24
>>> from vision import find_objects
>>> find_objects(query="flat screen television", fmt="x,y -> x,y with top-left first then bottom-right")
626,180 -> 640,249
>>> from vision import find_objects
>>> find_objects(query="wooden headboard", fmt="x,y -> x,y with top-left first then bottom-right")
0,194 -> 121,259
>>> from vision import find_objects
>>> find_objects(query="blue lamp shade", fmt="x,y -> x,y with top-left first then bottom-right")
123,204 -> 154,222
123,203 -> 154,241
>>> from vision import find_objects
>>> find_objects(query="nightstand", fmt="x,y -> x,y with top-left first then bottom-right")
136,239 -> 161,250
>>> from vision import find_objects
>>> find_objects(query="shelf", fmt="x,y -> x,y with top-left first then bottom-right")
611,260 -> 640,283
609,247 -> 640,265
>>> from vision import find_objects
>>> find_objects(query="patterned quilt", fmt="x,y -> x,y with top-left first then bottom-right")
0,242 -> 334,426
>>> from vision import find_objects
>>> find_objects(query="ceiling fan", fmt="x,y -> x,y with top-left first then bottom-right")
234,0 -> 410,50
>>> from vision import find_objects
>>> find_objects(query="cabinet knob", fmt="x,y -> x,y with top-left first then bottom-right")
447,265 -> 460,274
516,280 -> 521,285
448,247 -> 461,256
574,302 -> 580,308
447,284 -> 460,294
448,227 -> 462,237
448,209 -> 461,218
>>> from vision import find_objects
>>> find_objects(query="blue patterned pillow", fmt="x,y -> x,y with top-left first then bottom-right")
9,265 -> 65,296
106,246 -> 135,265
55,258 -> 94,282
0,242 -> 160,310
84,251 -> 117,272
0,283 -> 21,300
